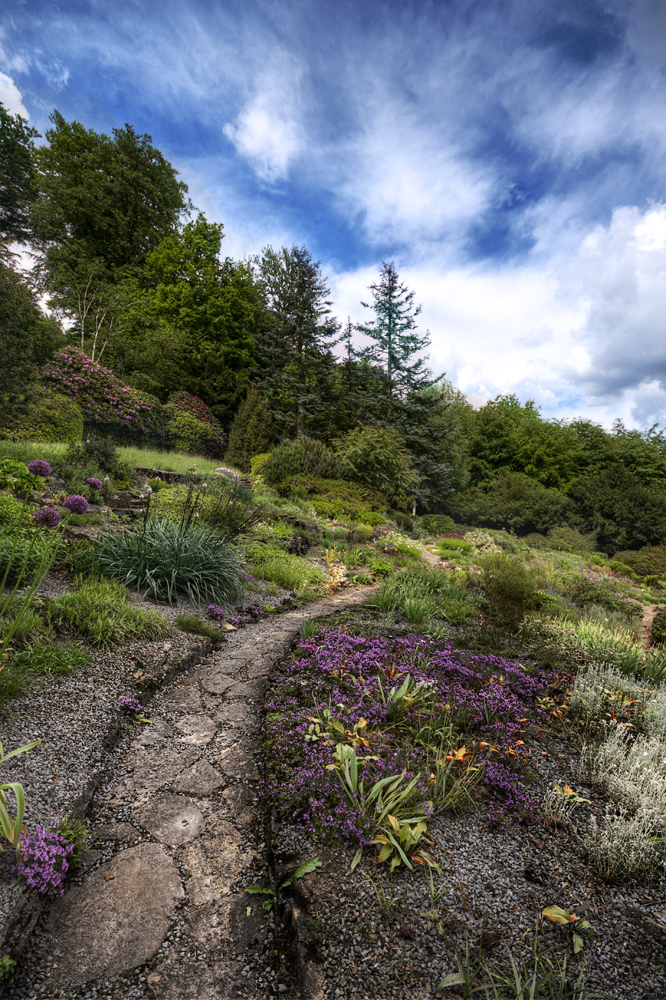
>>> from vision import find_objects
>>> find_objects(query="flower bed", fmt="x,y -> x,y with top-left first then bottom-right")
263,630 -> 551,859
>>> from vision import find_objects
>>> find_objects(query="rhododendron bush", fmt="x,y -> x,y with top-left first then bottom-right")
41,346 -> 159,438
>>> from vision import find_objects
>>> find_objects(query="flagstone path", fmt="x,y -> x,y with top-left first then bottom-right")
16,585 -> 378,1000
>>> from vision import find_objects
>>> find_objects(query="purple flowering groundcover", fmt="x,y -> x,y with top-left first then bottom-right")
263,630 -> 553,853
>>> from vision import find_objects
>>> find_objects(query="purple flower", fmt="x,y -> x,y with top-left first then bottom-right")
207,603 -> 225,621
32,506 -> 62,528
27,459 -> 52,477
118,692 -> 142,714
11,825 -> 74,896
63,494 -> 89,514
85,477 -> 103,491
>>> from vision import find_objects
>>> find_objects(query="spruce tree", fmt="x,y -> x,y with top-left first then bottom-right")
356,261 -> 436,418
225,385 -> 274,471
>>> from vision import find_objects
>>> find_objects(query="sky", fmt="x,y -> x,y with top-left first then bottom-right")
1,0 -> 665,429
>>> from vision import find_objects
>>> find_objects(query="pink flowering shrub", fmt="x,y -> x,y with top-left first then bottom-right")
165,392 -> 226,459
41,347 -> 159,438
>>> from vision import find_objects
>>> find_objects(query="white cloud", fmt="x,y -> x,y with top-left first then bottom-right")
328,202 -> 665,428
0,71 -> 28,117
222,55 -> 305,183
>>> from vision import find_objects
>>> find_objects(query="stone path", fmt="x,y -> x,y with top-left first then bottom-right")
13,585 -> 377,1000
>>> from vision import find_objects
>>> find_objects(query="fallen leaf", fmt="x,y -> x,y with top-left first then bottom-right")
398,925 -> 415,939
479,929 -> 501,948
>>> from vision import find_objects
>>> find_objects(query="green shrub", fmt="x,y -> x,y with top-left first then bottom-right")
0,458 -> 38,492
420,514 -> 456,534
263,437 -> 338,486
446,471 -> 572,536
251,452 -> 271,477
224,386 -> 274,472
436,538 -> 473,554
570,465 -> 666,554
334,425 -> 418,507
463,529 -> 500,554
95,520 -> 244,606
175,614 -> 223,641
548,526 -> 596,553
479,553 -> 542,611
165,407 -> 226,460
614,545 -> 666,579
0,494 -> 24,527
48,576 -> 171,648
250,551 -> 324,594
1,386 -> 83,443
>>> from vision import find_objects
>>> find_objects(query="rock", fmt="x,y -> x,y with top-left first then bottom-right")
182,819 -> 250,904
136,793 -> 205,846
214,746 -> 259,782
92,822 -> 140,844
176,714 -> 217,745
171,759 -> 225,796
162,685 -> 202,713
201,672 -> 237,695
220,784 -> 256,826
215,702 -> 257,727
44,842 -> 183,988
153,960 -> 217,999
117,746 -> 200,803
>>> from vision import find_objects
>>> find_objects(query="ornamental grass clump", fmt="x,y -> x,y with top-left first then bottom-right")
95,519 -> 244,606
47,576 -> 171,648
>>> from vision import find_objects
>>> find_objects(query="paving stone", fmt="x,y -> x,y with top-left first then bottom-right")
214,745 -> 259,782
176,714 -> 217,744
227,678 -> 265,699
153,961 -> 217,1000
171,759 -> 225,795
118,746 -> 200,803
43,842 -> 183,988
161,684 -> 202,712
201,672 -> 236,695
92,822 -> 140,844
215,702 -> 257,727
182,819 -> 251,904
219,783 -> 256,826
131,717 -> 173,747
136,792 -> 205,846
247,659 -> 271,678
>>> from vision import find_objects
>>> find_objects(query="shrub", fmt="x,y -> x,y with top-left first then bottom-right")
614,545 -> 666,579
251,452 -> 271,478
285,476 -> 384,520
95,520 -> 245,605
225,385 -> 274,472
41,346 -> 160,439
0,494 -> 23,527
47,576 -> 171,648
479,553 -> 542,610
569,464 -> 666,554
263,437 -> 338,486
165,393 -> 226,459
548,526 -> 596,553
420,514 -> 456,534
334,426 -> 418,507
436,537 -> 473,555
0,458 -> 38,492
653,607 -> 666,647
1,386 -> 83,444
446,472 -> 571,536
463,529 -> 501,554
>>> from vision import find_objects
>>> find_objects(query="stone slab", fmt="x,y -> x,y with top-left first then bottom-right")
176,714 -> 217,745
162,685 -> 202,713
220,784 -> 256,826
214,746 -> 259,782
215,702 -> 257,727
182,819 -> 251,904
201,672 -> 237,695
92,822 -> 140,844
44,842 -> 183,988
136,793 -> 205,846
118,746 -> 200,803
171,759 -> 225,796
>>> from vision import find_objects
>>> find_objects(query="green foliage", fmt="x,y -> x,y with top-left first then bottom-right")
651,607 -> 666,647
47,576 -> 171,648
446,471 -> 571,536
463,529 -> 500,553
420,513 -> 456,534
479,553 -> 542,612
548,526 -> 597,553
0,529 -> 49,587
164,406 -> 225,459
3,386 -> 83,443
334,425 -> 418,507
248,546 -> 324,595
436,537 -> 473,555
0,458 -> 39,492
250,452 -> 270,478
0,494 -> 23,527
569,464 -> 666,554
6,641 -> 90,684
285,475 -> 384,521
175,614 -> 223,641
95,520 -> 244,605
56,813 -> 89,870
613,545 -> 666,579
262,436 -> 338,485
0,104 -> 39,247
225,385 -> 274,472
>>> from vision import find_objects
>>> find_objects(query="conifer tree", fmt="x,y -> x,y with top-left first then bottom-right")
356,261 -> 436,418
225,385 -> 274,471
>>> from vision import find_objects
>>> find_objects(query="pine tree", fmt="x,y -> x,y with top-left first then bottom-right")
356,261 -> 436,418
225,385 -> 274,471
253,245 -> 339,438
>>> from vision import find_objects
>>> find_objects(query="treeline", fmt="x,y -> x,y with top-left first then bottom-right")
1,105 -> 665,553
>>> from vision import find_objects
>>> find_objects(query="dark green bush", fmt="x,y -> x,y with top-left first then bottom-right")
479,553 -> 542,612
164,407 -> 226,459
263,437 -> 338,486
445,471 -> 571,536
225,386 -> 274,472
420,513 -> 456,534
652,607 -> 666,647
613,545 -> 666,578
2,386 -> 83,443
569,464 -> 666,554
334,425 -> 418,507
0,493 -> 24,527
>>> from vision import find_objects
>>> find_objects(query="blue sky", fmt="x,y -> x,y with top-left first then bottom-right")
2,0 -> 665,428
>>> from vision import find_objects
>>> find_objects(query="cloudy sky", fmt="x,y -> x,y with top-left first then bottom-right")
2,0 -> 665,428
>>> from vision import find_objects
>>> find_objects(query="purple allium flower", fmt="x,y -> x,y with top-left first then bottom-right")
32,506 -> 62,528
85,477 -> 103,491
118,692 -> 142,714
27,459 -> 52,477
63,494 -> 89,514
11,824 -> 74,896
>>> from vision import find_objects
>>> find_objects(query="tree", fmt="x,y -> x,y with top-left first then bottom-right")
356,261 -> 436,417
334,425 -> 419,510
254,245 -> 339,438
569,464 -> 666,553
30,111 -> 190,326
0,103 -> 39,257
225,386 -> 274,472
